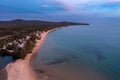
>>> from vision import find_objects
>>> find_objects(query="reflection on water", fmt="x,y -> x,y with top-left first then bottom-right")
33,23 -> 120,80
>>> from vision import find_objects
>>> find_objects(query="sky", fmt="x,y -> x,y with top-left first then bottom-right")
0,0 -> 120,22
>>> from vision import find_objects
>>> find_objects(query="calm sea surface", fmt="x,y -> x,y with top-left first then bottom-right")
33,23 -> 120,80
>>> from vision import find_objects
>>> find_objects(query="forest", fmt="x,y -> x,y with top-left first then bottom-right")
0,19 -> 89,59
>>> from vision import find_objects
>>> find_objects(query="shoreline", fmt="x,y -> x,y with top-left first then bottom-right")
4,28 -> 57,80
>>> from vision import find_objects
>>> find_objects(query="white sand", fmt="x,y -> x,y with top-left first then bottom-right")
5,29 -> 55,80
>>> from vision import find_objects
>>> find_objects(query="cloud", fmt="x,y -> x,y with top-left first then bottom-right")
49,0 -> 120,17
0,0 -> 120,20
50,0 -> 120,10
41,5 -> 49,8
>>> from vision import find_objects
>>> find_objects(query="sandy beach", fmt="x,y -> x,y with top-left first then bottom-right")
4,29 -> 56,80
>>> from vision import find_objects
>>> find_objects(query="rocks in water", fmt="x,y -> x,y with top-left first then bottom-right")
46,55 -> 80,65
47,58 -> 68,65
97,53 -> 106,61
81,46 -> 106,61
35,69 -> 45,73
34,69 -> 48,80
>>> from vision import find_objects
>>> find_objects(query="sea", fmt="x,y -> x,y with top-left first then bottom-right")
33,22 -> 120,80
0,56 -> 13,70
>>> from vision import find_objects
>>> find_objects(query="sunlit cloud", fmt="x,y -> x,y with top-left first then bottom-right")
0,0 -> 120,21
41,5 -> 49,8
49,0 -> 120,17
50,0 -> 120,11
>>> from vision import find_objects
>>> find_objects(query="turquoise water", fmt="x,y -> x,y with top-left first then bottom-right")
33,23 -> 120,80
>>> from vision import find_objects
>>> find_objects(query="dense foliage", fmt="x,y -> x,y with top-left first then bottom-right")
0,19 -> 88,59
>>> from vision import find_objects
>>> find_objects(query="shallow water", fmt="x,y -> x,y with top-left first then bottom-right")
33,22 -> 120,80
0,56 -> 13,70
